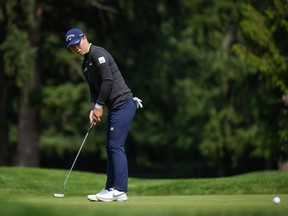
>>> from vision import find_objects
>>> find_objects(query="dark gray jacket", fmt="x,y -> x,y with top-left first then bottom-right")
82,45 -> 132,111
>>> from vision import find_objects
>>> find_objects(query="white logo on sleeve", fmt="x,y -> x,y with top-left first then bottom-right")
98,56 -> 106,64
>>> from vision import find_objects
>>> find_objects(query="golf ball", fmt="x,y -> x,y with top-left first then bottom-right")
273,197 -> 280,204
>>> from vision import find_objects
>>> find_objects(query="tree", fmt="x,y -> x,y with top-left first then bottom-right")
1,0 -> 43,166
234,0 -> 288,168
0,0 -> 10,165
1,0 -> 286,176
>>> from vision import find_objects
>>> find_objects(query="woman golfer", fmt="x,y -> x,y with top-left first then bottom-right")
65,28 -> 142,202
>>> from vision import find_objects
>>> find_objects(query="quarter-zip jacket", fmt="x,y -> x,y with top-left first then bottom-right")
82,45 -> 132,111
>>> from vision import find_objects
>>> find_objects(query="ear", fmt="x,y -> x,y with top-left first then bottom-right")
82,35 -> 88,41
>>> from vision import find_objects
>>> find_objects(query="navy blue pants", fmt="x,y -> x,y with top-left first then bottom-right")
105,97 -> 136,192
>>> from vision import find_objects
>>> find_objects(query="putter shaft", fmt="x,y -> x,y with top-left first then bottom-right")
61,123 -> 94,192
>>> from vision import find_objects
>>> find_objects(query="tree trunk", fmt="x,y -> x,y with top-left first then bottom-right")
17,86 -> 39,166
217,147 -> 229,177
0,3 -> 9,166
164,142 -> 174,172
0,77 -> 9,165
16,1 -> 42,167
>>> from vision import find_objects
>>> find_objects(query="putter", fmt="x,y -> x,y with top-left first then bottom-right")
53,123 -> 94,198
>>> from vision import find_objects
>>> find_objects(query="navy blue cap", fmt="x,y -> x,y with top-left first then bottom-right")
65,28 -> 84,47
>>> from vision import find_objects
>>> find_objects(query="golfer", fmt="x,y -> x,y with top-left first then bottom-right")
65,28 -> 142,202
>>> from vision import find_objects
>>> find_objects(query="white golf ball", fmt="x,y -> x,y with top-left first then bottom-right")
273,197 -> 280,204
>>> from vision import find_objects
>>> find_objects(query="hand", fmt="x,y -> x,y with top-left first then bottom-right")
92,108 -> 103,123
133,97 -> 143,109
89,110 -> 96,124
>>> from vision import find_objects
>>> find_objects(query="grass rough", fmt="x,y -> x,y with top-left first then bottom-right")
0,167 -> 287,216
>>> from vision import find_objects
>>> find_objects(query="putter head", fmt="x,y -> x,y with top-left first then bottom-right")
53,193 -> 64,198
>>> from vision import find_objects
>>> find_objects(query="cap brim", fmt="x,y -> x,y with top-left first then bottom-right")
67,39 -> 81,48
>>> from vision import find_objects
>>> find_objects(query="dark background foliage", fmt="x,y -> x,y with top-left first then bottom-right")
0,0 -> 287,177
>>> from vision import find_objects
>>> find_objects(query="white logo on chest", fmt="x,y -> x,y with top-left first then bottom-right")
98,56 -> 106,64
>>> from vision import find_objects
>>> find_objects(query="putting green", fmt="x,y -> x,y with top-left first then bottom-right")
1,168 -> 288,215
1,194 -> 287,216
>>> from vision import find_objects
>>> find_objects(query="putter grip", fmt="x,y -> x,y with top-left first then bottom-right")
89,122 -> 94,132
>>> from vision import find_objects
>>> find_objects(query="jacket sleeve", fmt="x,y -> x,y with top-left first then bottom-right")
91,50 -> 113,106
89,86 -> 98,110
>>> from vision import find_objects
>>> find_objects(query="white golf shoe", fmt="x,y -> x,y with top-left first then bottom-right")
87,189 -> 109,201
96,189 -> 128,202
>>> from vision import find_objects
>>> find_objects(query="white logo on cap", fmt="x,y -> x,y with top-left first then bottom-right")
98,56 -> 106,64
66,34 -> 75,41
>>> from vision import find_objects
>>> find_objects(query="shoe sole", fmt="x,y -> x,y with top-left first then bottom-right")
87,196 -> 99,202
96,196 -> 128,202
97,198 -> 114,202
87,198 -> 99,202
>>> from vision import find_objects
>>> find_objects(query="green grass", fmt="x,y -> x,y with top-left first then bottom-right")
0,167 -> 287,216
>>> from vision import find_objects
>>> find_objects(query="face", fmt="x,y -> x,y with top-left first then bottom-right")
69,36 -> 89,56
